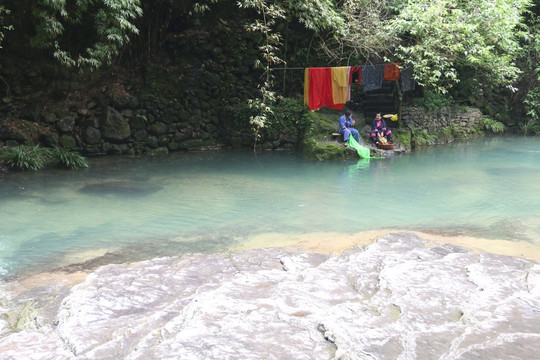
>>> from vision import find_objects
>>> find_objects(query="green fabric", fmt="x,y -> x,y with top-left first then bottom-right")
347,136 -> 371,158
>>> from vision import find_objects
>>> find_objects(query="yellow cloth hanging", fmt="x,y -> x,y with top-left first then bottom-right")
331,67 -> 349,105
304,68 -> 310,106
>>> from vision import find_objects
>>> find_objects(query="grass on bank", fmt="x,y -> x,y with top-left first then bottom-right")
0,145 -> 89,171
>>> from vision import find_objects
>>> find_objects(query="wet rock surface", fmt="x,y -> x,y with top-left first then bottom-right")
1,233 -> 539,359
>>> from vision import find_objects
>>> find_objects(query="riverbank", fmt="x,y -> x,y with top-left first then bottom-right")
1,231 -> 538,359
233,229 -> 540,262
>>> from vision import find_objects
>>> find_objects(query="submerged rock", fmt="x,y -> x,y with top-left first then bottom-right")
79,181 -> 163,196
0,233 -> 538,359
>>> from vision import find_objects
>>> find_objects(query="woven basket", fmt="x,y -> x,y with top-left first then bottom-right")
377,143 -> 395,150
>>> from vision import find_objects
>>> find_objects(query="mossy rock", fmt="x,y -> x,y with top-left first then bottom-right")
149,147 -> 169,155
309,109 -> 344,138
434,127 -> 455,143
59,135 -> 77,149
393,130 -> 411,150
302,139 -> 349,160
182,139 -> 205,150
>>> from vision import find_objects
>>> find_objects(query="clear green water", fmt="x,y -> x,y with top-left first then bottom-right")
1,136 -> 539,279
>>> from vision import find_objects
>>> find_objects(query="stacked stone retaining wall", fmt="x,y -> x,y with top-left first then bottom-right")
400,106 -> 483,133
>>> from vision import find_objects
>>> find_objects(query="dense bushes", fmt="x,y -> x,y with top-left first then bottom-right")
234,96 -> 313,147
412,91 -> 453,110
267,97 -> 313,143
482,117 -> 506,134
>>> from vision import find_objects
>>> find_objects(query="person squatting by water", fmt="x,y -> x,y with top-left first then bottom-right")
338,110 -> 360,146
370,112 -> 393,144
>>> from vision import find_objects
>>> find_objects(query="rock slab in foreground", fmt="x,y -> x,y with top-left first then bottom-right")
1,233 -> 539,359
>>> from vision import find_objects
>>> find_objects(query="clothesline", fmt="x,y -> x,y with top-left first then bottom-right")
303,64 -> 415,111
269,64 -> 402,71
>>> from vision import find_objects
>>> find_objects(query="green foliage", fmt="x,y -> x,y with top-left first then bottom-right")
409,127 -> 437,147
522,23 -> 540,125
49,147 -> 89,169
518,19 -> 540,125
234,102 -> 258,132
434,126 -> 454,143
524,87 -> 540,124
413,91 -> 453,110
267,97 -> 312,142
318,0 -> 394,62
309,109 -> 342,138
285,0 -> 344,33
237,0 -> 286,149
393,129 -> 411,149
1,145 -> 89,171
235,96 -> 313,145
482,116 -> 506,133
1,145 -> 47,171
0,5 -> 13,49
449,124 -> 483,139
519,118 -> 538,135
30,0 -> 143,70
387,0 -> 532,93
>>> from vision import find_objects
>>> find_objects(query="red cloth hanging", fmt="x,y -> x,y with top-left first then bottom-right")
354,66 -> 362,90
383,63 -> 401,81
308,67 -> 343,111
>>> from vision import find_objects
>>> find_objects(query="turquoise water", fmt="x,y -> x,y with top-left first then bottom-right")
1,136 -> 539,279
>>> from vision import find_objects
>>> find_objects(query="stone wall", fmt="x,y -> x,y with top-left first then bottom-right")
0,87 -> 299,155
0,5 -> 301,155
0,16 -> 305,155
400,106 -> 483,132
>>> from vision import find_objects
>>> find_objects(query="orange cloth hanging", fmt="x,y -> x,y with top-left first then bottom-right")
383,63 -> 401,81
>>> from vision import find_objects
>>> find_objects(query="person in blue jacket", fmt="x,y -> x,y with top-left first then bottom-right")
338,110 -> 360,145
370,112 -> 393,144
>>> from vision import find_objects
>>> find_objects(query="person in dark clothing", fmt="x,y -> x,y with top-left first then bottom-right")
370,112 -> 393,144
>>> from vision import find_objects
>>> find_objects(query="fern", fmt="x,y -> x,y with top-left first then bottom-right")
2,145 -> 47,171
49,147 -> 89,169
482,116 -> 506,133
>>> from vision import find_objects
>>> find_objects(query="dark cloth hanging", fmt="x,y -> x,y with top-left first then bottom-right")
361,64 -> 385,92
383,63 -> 401,81
349,66 -> 362,90
307,67 -> 343,111
400,66 -> 415,93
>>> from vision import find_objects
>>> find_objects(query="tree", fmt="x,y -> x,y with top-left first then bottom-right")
522,22 -> 540,124
0,5 -> 13,49
9,0 -> 144,70
318,0 -> 396,64
387,0 -> 532,93
234,0 -> 346,149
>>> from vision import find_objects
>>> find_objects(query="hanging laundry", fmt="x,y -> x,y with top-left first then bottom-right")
383,63 -> 401,81
346,67 -> 352,102
304,67 -> 344,111
331,66 -> 350,106
361,64 -> 384,91
349,66 -> 362,90
400,66 -> 415,93
304,68 -> 310,106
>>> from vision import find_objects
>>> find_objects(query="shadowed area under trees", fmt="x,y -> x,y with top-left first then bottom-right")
0,0 -> 538,158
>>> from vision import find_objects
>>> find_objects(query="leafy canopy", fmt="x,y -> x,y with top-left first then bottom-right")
0,5 -> 13,49
30,0 -> 143,70
386,0 -> 532,93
